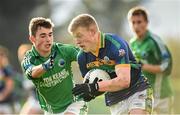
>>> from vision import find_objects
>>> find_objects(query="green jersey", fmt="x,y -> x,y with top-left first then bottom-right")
130,31 -> 173,99
21,42 -> 79,113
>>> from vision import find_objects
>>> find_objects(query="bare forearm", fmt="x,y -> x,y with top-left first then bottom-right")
31,64 -> 46,78
98,77 -> 129,92
98,64 -> 131,92
142,64 -> 162,74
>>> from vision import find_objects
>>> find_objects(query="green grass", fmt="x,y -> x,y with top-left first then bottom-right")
88,95 -> 110,114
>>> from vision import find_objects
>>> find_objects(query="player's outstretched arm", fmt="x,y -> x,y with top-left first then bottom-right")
23,52 -> 57,78
142,64 -> 163,74
32,51 -> 57,78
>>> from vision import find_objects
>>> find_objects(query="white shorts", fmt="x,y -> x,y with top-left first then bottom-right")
109,88 -> 153,115
27,95 -> 41,109
44,100 -> 87,115
0,103 -> 13,114
20,95 -> 42,114
154,96 -> 174,114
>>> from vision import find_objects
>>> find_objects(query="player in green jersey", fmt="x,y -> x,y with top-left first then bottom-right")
21,17 -> 87,114
128,6 -> 174,114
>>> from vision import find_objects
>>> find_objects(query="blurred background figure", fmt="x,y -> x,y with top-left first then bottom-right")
0,45 -> 15,114
128,6 -> 174,114
17,43 -> 43,114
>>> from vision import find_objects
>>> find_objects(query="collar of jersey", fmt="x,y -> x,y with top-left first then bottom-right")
144,30 -> 151,40
32,42 -> 56,58
94,31 -> 105,57
134,30 -> 150,42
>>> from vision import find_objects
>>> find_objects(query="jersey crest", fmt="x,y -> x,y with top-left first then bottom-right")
58,59 -> 65,67
118,49 -> 126,57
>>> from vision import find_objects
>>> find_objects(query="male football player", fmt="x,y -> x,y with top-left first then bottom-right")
128,6 -> 173,114
21,17 -> 87,114
68,14 -> 153,114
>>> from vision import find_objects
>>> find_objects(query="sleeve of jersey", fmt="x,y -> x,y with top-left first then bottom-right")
113,41 -> 131,80
3,66 -> 14,78
125,41 -> 137,63
153,39 -> 171,72
77,52 -> 88,78
113,42 -> 130,67
21,55 -> 34,80
64,44 -> 80,62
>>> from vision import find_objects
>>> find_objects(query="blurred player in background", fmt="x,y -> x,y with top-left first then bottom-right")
17,43 -> 43,114
0,45 -> 14,114
68,14 -> 153,115
21,17 -> 87,114
128,6 -> 174,114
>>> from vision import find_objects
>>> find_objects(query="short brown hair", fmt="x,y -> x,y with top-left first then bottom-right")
127,6 -> 148,22
68,14 -> 98,34
29,17 -> 54,36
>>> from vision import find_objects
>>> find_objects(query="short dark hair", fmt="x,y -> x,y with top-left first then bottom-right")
29,17 -> 54,36
127,6 -> 148,22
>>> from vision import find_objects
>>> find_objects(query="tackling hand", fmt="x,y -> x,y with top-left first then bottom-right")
42,51 -> 57,71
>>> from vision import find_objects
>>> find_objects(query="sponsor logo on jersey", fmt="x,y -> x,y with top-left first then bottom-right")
86,58 -> 115,69
40,69 -> 69,87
